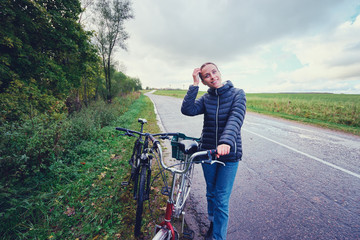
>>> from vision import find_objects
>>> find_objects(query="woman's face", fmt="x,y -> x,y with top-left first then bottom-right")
200,64 -> 222,89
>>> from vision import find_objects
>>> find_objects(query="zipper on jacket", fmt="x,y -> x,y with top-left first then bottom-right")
215,89 -> 219,147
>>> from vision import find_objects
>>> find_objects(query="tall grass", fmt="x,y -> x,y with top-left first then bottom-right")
0,92 -> 167,239
246,93 -> 359,134
153,90 -> 360,135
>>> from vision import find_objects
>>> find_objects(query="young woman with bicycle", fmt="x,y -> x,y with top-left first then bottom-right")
181,62 -> 246,240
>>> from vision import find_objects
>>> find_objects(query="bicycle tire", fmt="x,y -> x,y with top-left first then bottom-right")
133,162 -> 141,198
153,227 -> 179,240
134,165 -> 147,237
152,228 -> 169,240
131,144 -> 141,199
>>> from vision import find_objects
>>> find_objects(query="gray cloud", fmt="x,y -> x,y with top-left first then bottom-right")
130,0 -> 347,61
117,0 -> 360,93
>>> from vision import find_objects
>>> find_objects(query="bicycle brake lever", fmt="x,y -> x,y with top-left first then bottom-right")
194,158 -> 224,166
127,131 -> 136,137
210,160 -> 225,166
120,131 -> 135,137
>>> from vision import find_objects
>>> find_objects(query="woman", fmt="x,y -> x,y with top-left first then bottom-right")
181,62 -> 246,240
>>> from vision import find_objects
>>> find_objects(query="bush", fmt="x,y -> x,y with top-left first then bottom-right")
0,93 -> 141,239
0,115 -> 61,178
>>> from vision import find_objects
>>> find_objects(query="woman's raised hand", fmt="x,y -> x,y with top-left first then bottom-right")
192,68 -> 201,86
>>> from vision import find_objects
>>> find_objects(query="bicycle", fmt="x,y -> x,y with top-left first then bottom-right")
152,134 -> 225,240
116,118 -> 177,237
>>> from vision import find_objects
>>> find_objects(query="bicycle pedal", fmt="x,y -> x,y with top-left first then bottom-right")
161,186 -> 171,196
121,181 -> 129,186
183,228 -> 195,239
144,194 -> 150,201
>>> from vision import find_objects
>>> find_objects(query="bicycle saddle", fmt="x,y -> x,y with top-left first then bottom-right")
179,140 -> 199,155
138,118 -> 147,124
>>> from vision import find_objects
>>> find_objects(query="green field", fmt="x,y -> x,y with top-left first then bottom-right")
153,90 -> 360,135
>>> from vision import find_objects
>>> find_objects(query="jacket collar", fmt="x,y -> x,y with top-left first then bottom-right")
207,80 -> 233,96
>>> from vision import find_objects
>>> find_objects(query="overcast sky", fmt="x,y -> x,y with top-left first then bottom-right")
114,0 -> 360,93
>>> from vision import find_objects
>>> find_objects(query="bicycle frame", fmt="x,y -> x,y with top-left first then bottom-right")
126,120 -> 152,200
153,149 -> 220,240
154,166 -> 184,239
116,120 -> 179,238
116,123 -> 221,239
173,154 -> 194,218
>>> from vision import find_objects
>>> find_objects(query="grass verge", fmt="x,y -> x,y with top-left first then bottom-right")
1,93 -> 169,239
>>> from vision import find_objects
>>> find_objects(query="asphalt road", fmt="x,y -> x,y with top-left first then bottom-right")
145,91 -> 360,240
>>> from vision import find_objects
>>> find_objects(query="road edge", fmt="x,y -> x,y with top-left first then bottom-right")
145,92 -> 203,239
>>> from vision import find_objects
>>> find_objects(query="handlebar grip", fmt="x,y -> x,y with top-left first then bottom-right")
115,127 -> 128,131
208,149 -> 217,155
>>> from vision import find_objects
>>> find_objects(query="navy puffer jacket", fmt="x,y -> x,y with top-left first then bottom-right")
181,81 -> 246,162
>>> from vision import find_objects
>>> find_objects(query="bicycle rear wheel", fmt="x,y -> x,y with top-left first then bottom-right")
134,165 -> 147,237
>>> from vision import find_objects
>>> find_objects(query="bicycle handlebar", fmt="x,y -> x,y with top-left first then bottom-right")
116,127 -> 178,142
193,149 -> 225,165
159,149 -> 224,174
116,127 -> 223,174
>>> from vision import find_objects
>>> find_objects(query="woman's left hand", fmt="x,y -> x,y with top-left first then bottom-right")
216,144 -> 230,158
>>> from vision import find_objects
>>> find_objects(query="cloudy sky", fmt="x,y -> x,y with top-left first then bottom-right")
114,0 -> 360,93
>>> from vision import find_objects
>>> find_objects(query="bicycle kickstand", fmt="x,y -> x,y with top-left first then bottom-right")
181,212 -> 195,239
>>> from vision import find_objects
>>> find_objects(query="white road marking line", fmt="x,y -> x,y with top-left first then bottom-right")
244,129 -> 360,179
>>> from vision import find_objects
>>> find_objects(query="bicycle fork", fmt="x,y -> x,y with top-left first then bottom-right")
154,201 -> 176,240
133,154 -> 152,200
154,171 -> 181,240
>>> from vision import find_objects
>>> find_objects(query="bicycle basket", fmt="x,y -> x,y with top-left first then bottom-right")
171,133 -> 200,161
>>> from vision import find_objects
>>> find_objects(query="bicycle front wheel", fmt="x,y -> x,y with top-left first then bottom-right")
134,166 -> 147,237
152,228 -> 169,240
153,227 -> 179,240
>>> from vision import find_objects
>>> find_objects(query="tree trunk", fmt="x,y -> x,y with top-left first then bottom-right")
107,57 -> 112,103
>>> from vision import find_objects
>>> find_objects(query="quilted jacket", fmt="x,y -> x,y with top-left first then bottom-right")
181,81 -> 246,162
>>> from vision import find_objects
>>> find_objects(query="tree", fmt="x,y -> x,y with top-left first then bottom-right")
0,0 -> 100,121
92,0 -> 134,102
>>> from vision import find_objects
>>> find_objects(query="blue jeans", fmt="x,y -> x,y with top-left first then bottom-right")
202,161 -> 239,240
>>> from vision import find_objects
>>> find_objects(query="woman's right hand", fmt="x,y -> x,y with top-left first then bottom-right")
192,68 -> 201,86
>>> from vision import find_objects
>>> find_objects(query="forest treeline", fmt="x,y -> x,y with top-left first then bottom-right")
1,1 -> 143,237
0,0 -> 141,177
0,0 -> 141,123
